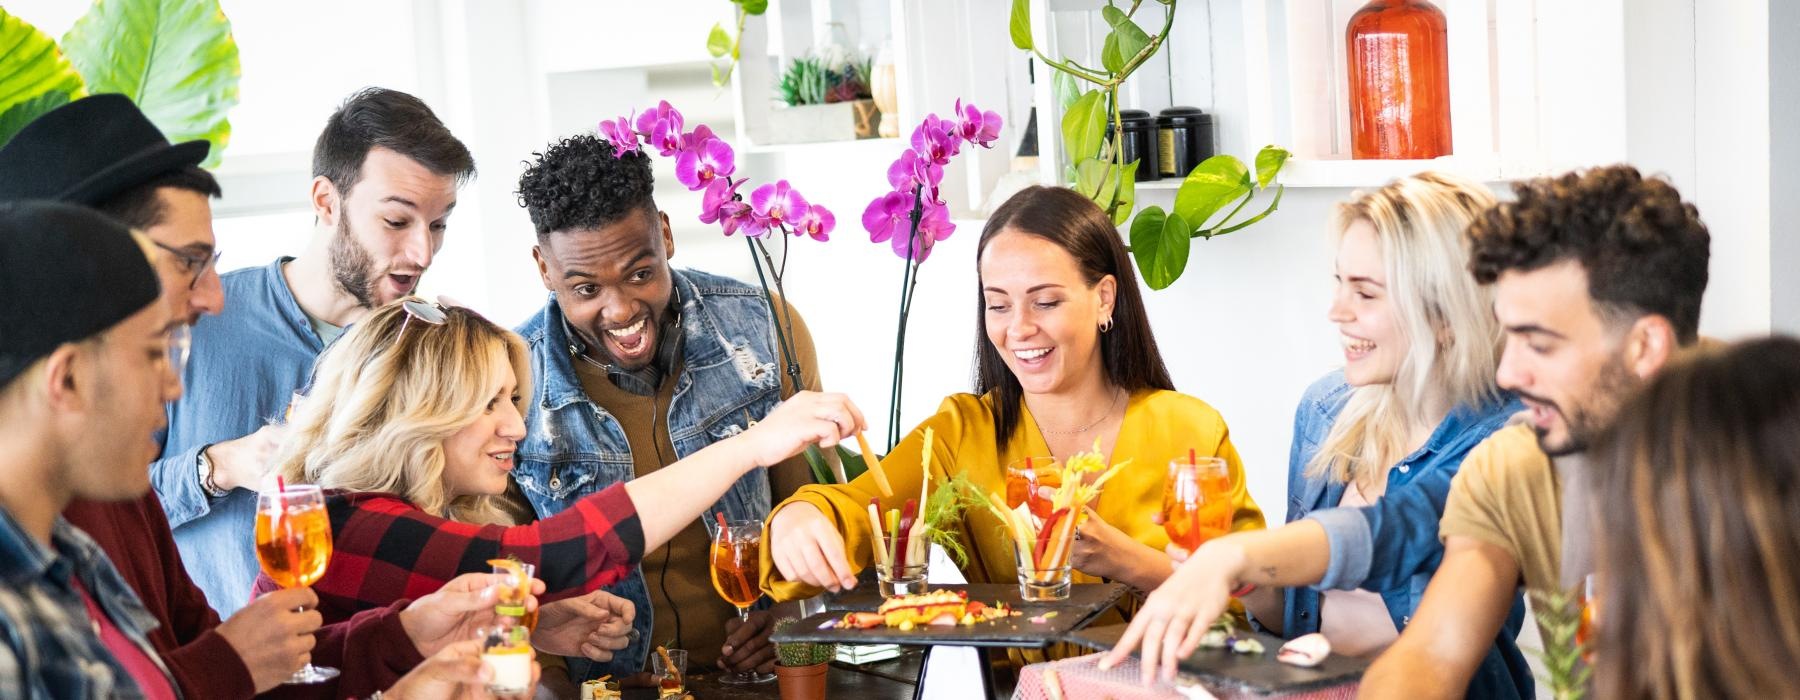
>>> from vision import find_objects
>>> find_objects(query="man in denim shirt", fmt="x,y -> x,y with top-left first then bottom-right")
0,203 -> 185,698
513,134 -> 821,683
149,88 -> 475,615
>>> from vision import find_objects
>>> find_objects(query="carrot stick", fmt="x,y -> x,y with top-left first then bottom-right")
855,432 -> 895,497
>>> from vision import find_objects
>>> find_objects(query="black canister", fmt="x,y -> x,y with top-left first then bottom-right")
1156,107 -> 1214,177
1108,109 -> 1160,182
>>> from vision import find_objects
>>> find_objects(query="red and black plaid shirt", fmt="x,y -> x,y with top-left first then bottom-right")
252,483 -> 644,625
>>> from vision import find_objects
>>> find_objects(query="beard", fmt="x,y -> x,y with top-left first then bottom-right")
328,215 -> 378,308
1535,356 -> 1638,456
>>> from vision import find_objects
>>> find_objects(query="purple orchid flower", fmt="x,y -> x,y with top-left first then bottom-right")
636,101 -> 686,156
675,137 -> 736,191
750,180 -> 809,233
910,114 -> 962,165
954,99 -> 1003,148
863,190 -> 912,246
903,200 -> 955,262
887,149 -> 944,199
867,195 -> 953,262
682,124 -> 718,153
699,177 -> 744,223
597,115 -> 640,157
793,204 -> 835,242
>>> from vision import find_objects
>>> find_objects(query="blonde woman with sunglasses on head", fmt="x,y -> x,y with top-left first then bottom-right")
254,298 -> 864,676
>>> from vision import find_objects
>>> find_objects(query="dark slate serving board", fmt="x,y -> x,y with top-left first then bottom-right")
1063,623 -> 1367,693
772,583 -> 1126,649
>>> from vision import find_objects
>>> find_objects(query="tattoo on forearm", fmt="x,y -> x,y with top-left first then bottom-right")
1260,566 -> 1278,582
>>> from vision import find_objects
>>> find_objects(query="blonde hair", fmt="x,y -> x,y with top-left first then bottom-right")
1307,172 -> 1503,487
274,298 -> 532,524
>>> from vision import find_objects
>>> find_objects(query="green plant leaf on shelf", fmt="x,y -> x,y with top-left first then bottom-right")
1052,69 -> 1078,115
1130,207 -> 1191,290
1110,159 -> 1139,226
1174,154 -> 1252,231
0,8 -> 86,147
1062,89 -> 1107,165
1073,157 -> 1112,200
838,444 -> 869,482
707,22 -> 733,58
1099,6 -> 1151,74
1009,0 -> 1033,51
62,0 -> 241,169
1255,145 -> 1290,189
735,0 -> 769,15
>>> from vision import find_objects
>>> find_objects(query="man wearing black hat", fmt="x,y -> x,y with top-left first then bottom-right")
0,94 -> 527,698
0,201 -> 189,697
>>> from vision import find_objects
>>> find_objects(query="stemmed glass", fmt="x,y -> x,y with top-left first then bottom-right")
709,517 -> 774,684
1163,457 -> 1234,554
254,483 -> 338,683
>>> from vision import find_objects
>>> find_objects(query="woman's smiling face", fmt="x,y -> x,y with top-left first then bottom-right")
980,229 -> 1114,396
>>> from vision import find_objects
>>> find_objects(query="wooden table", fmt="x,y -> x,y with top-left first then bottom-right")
620,650 -> 922,699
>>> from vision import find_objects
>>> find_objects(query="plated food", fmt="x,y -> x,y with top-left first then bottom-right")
835,589 -> 1019,630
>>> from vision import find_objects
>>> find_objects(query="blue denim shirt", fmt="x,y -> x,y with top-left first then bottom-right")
0,508 -> 174,699
151,258 -> 325,616
1286,371 -> 1533,699
515,268 -> 785,679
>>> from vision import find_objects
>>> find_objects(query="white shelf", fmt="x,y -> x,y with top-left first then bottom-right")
741,136 -> 903,156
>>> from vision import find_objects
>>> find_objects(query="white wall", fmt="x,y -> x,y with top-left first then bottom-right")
6,0 -> 1779,526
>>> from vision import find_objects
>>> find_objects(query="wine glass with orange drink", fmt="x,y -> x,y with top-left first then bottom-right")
709,513 -> 773,684
1004,456 -> 1061,521
1163,453 -> 1234,554
254,480 -> 339,684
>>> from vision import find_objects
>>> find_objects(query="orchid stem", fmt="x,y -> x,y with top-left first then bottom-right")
887,185 -> 926,450
747,236 -> 801,399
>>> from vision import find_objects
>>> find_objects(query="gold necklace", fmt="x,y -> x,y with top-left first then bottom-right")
1035,388 -> 1126,435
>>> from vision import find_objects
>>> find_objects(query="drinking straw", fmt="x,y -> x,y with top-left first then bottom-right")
854,432 -> 895,497
1189,448 -> 1197,467
713,512 -> 753,603
272,475 -> 303,589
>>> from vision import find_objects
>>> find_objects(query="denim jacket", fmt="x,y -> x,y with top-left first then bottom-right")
151,258 -> 325,617
1285,371 -> 1533,699
514,268 -> 785,678
0,509 -> 175,699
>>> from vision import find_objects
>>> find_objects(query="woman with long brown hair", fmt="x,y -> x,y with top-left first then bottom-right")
1590,335 -> 1800,699
763,185 -> 1265,601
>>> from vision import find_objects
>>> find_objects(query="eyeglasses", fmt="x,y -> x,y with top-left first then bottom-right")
151,240 -> 222,290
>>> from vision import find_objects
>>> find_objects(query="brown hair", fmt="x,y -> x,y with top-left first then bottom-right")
1465,164 -> 1709,343
1590,335 -> 1800,699
312,88 -> 475,197
973,186 -> 1174,449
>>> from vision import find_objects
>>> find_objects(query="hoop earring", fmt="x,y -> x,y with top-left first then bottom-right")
1100,316 -> 1114,333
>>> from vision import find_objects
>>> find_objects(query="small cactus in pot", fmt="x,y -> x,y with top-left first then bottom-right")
772,617 -> 834,700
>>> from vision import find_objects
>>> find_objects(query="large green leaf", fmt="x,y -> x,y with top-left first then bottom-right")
1009,0 -> 1033,51
1061,89 -> 1106,164
1100,6 -> 1151,73
1052,70 -> 1078,114
0,8 -> 85,146
1173,154 -> 1252,229
735,0 -> 769,15
1110,159 -> 1139,226
1129,207 -> 1191,290
62,0 -> 241,168
1255,145 -> 1290,189
1073,157 -> 1111,199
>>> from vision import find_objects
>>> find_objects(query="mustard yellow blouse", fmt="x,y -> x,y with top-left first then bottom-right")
760,388 -> 1266,601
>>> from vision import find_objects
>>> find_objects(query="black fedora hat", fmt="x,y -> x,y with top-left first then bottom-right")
0,93 -> 211,206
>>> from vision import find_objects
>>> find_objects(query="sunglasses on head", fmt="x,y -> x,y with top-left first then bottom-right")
395,298 -> 449,341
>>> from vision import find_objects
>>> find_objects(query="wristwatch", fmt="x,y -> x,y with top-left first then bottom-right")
197,446 -> 229,498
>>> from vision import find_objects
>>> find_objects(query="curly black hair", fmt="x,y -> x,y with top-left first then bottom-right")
1467,164 -> 1710,343
515,133 -> 656,237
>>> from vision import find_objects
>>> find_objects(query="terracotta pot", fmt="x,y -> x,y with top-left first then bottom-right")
775,662 -> 827,700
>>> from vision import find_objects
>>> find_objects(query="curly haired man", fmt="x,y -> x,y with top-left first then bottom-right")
510,133 -> 824,685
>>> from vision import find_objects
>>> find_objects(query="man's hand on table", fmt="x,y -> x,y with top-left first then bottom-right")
720,609 -> 779,674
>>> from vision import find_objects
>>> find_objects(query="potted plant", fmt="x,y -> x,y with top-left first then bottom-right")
766,53 -> 879,144
772,617 -> 835,700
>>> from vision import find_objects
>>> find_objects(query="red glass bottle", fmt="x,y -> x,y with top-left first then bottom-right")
1347,0 -> 1452,159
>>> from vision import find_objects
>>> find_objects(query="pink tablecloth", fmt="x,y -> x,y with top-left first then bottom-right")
1012,653 -> 1358,700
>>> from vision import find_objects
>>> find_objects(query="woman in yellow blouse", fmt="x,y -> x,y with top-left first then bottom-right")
763,185 -> 1264,603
